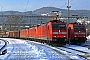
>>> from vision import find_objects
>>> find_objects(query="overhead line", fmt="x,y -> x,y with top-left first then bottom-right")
60,0 -> 73,9
0,4 -> 8,11
50,0 -> 57,7
25,0 -> 29,12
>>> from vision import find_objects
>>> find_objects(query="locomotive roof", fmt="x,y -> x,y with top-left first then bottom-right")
69,22 -> 85,25
48,20 -> 66,23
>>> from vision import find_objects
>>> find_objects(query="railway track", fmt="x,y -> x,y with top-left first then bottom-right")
24,40 -> 90,60
57,46 -> 90,60
26,40 -> 84,60
0,39 -> 8,55
44,45 -> 74,60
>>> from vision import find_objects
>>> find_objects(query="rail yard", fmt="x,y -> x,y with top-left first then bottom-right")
0,0 -> 90,60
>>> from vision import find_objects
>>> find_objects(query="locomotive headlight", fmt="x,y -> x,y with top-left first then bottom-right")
83,36 -> 85,37
64,36 -> 66,37
75,36 -> 77,37
53,36 -> 56,37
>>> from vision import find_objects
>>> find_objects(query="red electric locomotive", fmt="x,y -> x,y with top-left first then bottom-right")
67,23 -> 87,44
46,20 -> 68,44
28,20 -> 68,45
34,20 -> 68,45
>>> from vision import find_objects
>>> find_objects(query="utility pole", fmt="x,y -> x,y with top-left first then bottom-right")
67,0 -> 71,45
67,0 -> 71,24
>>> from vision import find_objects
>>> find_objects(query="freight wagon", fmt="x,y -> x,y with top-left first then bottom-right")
7,31 -> 20,38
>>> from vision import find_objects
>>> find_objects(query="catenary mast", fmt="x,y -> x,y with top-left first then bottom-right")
67,0 -> 71,24
67,0 -> 71,45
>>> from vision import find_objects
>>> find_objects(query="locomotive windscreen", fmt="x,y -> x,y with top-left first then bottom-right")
52,24 -> 66,30
74,26 -> 85,30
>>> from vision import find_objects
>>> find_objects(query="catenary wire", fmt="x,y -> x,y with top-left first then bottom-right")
0,4 -> 8,11
25,0 -> 29,12
60,0 -> 74,9
50,0 -> 57,7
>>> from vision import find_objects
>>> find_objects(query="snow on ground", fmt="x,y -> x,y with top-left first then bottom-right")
30,41 -> 86,60
86,35 -> 90,40
0,40 -> 5,49
48,45 -> 85,60
66,45 -> 90,53
0,38 -> 69,60
0,39 -> 5,49
0,38 -> 90,60
64,35 -> 90,55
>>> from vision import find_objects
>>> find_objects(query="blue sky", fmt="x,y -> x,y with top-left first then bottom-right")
0,0 -> 90,12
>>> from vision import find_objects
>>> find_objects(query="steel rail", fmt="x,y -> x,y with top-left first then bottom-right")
59,46 -> 90,60
0,39 -> 8,55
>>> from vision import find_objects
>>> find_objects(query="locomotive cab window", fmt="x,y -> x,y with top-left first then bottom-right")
80,26 -> 85,30
52,24 -> 66,30
74,26 -> 85,30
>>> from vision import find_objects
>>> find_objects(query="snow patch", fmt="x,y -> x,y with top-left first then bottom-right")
87,35 -> 90,40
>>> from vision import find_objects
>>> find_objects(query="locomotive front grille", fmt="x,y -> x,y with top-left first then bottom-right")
72,37 -> 87,43
53,38 -> 67,43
